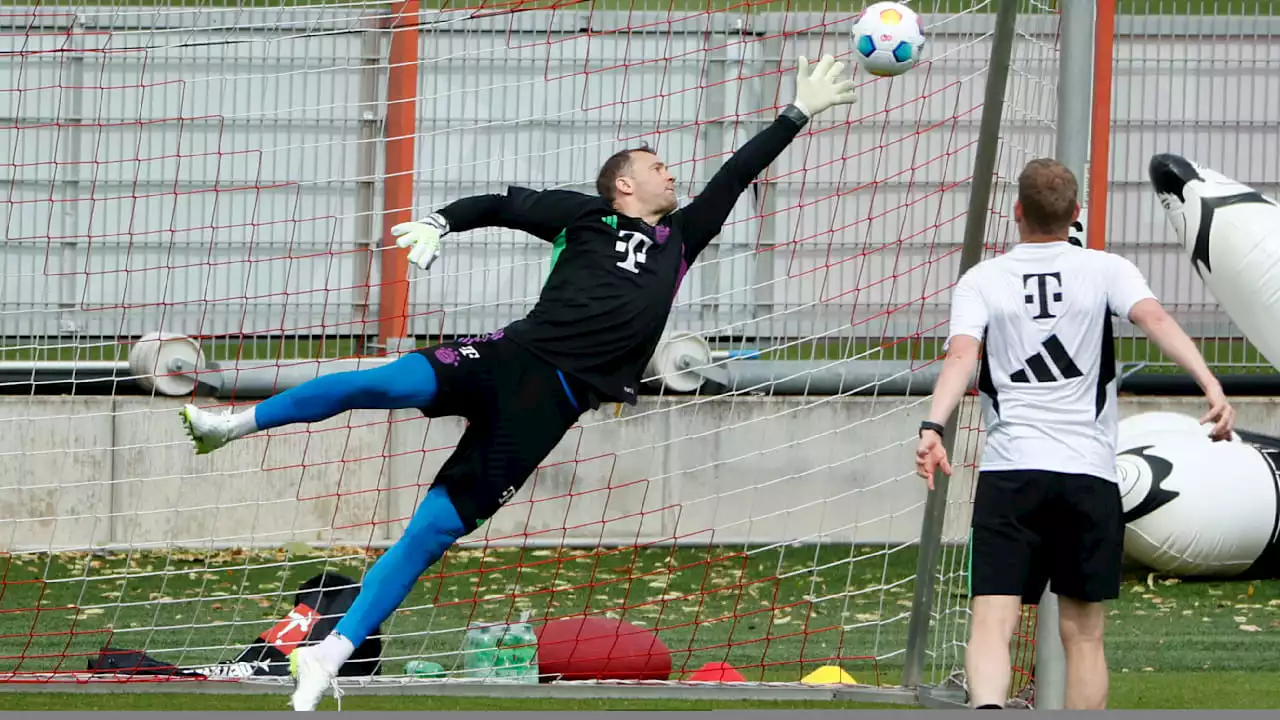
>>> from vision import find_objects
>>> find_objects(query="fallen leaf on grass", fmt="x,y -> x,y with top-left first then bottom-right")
281,542 -> 312,557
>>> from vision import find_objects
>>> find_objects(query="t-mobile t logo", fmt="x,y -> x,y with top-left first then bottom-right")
615,230 -> 653,274
1023,272 -> 1063,319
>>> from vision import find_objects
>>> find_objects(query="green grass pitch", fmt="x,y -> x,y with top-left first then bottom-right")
2,544 -> 1279,709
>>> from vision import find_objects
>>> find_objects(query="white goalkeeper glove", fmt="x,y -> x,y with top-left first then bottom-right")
392,212 -> 448,271
791,54 -> 857,118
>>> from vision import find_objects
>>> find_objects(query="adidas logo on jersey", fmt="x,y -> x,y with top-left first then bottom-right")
1009,334 -> 1083,383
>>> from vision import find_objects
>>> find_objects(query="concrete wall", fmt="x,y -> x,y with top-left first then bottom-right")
4,394 -> 1279,553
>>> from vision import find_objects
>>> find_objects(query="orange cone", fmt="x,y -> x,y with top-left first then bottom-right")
685,661 -> 746,682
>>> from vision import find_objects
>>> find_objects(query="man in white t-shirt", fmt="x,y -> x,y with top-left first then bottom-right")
915,158 -> 1235,710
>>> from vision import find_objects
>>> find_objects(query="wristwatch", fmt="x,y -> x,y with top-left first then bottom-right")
919,421 -> 945,440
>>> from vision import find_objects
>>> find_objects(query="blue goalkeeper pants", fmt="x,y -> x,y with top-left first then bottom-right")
253,352 -> 439,429
253,346 -> 584,651
255,353 -> 464,647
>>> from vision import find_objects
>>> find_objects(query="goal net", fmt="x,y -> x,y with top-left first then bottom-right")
1,0 -> 1058,702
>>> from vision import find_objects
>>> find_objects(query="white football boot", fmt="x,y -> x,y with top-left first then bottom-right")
289,645 -> 342,711
178,404 -> 237,455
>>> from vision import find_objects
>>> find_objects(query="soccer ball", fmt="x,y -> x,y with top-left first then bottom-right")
850,2 -> 926,77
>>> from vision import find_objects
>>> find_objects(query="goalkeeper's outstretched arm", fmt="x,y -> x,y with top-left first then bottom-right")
677,55 -> 857,262
393,186 -> 596,270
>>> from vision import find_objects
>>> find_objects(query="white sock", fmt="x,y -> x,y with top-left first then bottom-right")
313,632 -> 355,675
228,407 -> 259,440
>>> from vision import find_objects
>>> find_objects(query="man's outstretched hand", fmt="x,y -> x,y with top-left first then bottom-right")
1200,383 -> 1235,442
392,212 -> 449,271
792,55 -> 858,118
915,430 -> 952,492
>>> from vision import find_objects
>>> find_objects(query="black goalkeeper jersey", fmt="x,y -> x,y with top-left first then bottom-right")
434,108 -> 806,406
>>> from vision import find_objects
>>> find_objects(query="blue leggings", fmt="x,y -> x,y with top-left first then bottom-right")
333,484 -> 465,647
254,352 -> 438,430
254,352 -> 463,649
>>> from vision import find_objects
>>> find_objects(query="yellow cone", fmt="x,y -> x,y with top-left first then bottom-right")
801,665 -> 857,685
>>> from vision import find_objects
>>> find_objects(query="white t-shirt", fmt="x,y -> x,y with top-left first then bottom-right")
946,241 -> 1157,483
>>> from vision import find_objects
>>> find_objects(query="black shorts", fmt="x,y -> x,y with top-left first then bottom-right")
412,330 -> 589,531
969,469 -> 1124,604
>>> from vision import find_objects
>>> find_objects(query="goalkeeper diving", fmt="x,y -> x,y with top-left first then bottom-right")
178,55 -> 856,711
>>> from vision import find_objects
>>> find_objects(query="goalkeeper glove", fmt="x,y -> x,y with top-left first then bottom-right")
392,212 -> 449,271
791,54 -> 857,119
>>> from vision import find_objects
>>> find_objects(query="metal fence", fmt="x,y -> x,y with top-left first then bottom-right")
3,5 -> 1278,370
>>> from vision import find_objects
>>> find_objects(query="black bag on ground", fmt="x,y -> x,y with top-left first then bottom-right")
87,571 -> 383,679
232,570 -> 383,677
86,647 -> 204,677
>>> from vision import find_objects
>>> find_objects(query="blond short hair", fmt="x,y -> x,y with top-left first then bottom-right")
1018,158 -> 1079,235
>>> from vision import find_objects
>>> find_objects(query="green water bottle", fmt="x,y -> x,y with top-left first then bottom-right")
404,659 -> 446,678
462,622 -> 503,679
462,612 -> 539,683
496,617 -> 539,684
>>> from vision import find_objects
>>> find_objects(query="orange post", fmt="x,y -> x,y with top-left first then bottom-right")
1086,0 -> 1115,251
378,0 -> 420,350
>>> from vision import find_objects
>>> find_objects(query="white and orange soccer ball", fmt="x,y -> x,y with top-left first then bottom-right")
850,2 -> 927,77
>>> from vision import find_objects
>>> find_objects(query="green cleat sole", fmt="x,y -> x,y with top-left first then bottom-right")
179,406 -> 215,455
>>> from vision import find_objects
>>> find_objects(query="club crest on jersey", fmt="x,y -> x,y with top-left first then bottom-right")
615,230 -> 653,274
